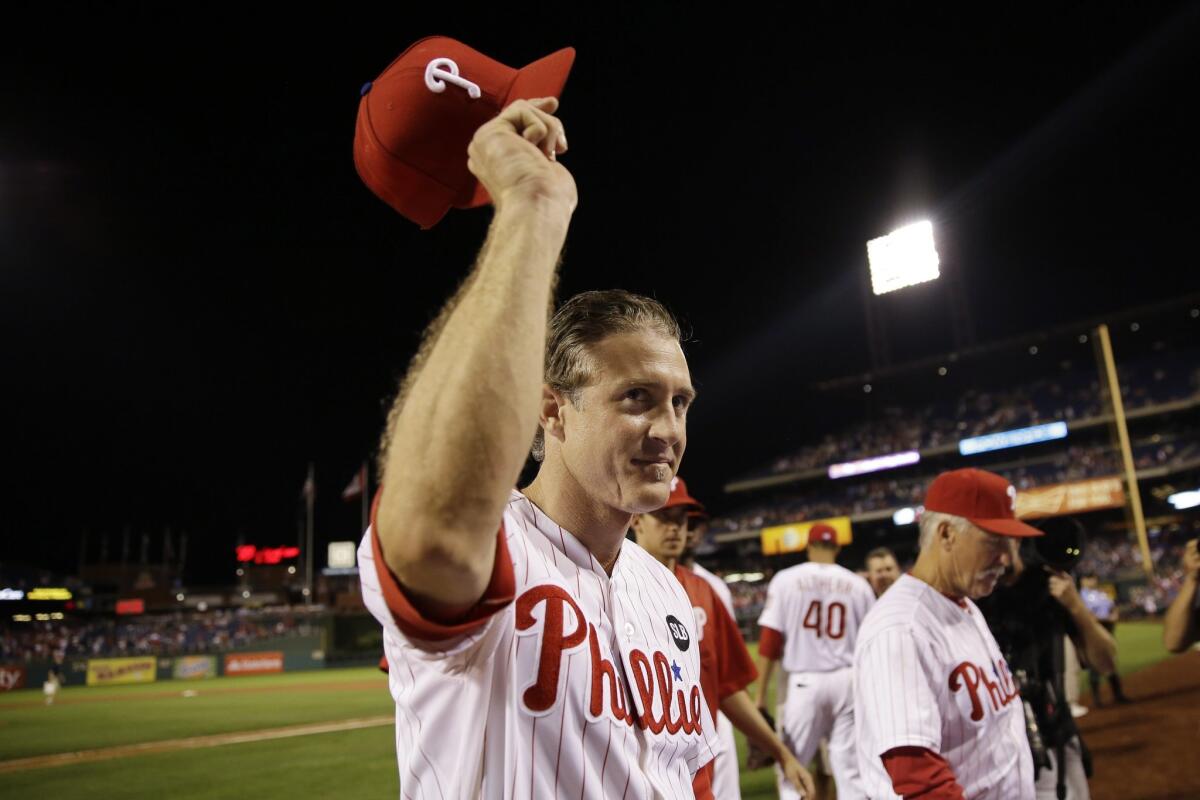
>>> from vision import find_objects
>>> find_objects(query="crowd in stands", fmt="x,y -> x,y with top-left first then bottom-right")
762,347 -> 1199,478
0,607 -> 319,663
712,433 -> 1197,535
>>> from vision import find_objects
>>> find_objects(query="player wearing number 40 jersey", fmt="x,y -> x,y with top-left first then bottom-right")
755,524 -> 876,800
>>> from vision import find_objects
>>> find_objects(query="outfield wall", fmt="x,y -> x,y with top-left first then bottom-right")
3,633 -> 327,690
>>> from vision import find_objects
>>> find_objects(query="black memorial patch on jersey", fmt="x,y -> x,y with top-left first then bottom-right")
665,615 -> 690,651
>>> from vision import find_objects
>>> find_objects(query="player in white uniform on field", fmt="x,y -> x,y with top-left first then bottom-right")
755,523 -> 875,799
359,43 -> 720,798
854,468 -> 1040,799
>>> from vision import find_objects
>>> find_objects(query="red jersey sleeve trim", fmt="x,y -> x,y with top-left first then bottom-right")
370,488 -> 516,641
758,626 -> 785,660
881,746 -> 966,800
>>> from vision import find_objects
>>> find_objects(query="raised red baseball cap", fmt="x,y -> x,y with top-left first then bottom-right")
923,468 -> 1043,538
808,523 -> 838,545
662,476 -> 706,515
354,36 -> 575,229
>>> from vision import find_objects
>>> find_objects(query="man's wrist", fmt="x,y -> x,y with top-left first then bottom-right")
494,190 -> 574,230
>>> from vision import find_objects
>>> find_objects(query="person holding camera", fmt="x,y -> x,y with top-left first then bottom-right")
976,516 -> 1117,800
1163,538 -> 1200,653
1078,574 -> 1130,706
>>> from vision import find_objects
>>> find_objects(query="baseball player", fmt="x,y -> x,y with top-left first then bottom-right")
864,546 -> 901,598
359,81 -> 721,797
679,501 -> 743,799
754,523 -> 876,799
854,468 -> 1040,799
634,477 -> 815,798
44,652 -> 63,706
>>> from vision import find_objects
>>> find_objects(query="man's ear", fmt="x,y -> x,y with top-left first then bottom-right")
939,520 -> 956,550
541,385 -> 567,446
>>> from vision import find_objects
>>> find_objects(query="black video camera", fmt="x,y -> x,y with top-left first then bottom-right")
1029,515 -> 1087,575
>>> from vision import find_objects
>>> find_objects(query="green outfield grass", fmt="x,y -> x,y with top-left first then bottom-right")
1106,620 -> 1169,678
0,621 -> 1171,800
0,667 -> 393,761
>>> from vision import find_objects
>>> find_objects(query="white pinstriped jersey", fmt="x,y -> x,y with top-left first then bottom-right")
853,574 -> 1035,799
359,490 -> 720,799
757,562 -> 876,673
690,563 -> 735,619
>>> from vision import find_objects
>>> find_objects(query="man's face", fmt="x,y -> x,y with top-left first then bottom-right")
685,518 -> 708,553
950,523 -> 1018,599
632,506 -> 690,563
554,331 -> 694,514
866,555 -> 900,596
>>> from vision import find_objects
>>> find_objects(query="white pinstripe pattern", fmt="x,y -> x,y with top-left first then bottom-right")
360,490 -> 719,799
852,574 -> 1035,799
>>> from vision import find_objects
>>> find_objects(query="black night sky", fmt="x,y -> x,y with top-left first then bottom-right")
4,3 -> 1199,584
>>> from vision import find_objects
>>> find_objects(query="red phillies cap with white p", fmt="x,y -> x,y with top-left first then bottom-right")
923,468 -> 1043,538
662,476 -> 706,516
808,523 -> 838,545
354,36 -> 575,229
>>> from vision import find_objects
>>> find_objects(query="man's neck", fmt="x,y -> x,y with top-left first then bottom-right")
649,553 -> 678,572
522,465 -> 633,575
910,551 -> 960,598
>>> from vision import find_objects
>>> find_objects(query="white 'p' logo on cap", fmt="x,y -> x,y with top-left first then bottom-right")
424,58 -> 482,99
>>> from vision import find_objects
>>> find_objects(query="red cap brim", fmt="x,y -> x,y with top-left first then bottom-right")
971,517 -> 1044,538
466,47 -> 576,209
663,495 -> 705,513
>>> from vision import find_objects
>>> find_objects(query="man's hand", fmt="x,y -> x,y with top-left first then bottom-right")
1183,539 -> 1200,581
778,750 -> 816,798
1048,569 -> 1084,613
467,97 -> 576,214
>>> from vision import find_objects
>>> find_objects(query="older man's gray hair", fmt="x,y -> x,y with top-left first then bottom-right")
918,510 -> 971,551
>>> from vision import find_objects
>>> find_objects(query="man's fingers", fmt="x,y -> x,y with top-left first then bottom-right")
497,99 -> 567,158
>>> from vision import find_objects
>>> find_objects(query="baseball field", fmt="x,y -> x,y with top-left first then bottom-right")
0,622 -> 1187,799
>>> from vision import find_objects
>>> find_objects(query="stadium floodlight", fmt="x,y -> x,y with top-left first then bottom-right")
327,541 -> 358,570
867,220 -> 940,295
893,507 -> 917,526
1168,490 -> 1200,510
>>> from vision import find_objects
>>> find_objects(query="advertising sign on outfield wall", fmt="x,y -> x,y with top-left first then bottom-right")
87,657 -> 157,686
173,655 -> 218,680
224,652 -> 283,675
